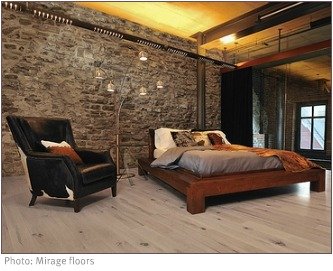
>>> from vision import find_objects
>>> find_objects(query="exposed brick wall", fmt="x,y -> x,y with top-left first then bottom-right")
1,2 -> 223,176
255,68 -> 331,156
261,69 -> 281,148
284,76 -> 331,157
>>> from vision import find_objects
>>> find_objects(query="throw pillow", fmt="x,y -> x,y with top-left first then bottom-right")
47,146 -> 83,165
202,130 -> 231,145
41,140 -> 71,148
154,128 -> 189,150
192,132 -> 212,146
171,131 -> 198,147
197,140 -> 205,146
207,133 -> 226,145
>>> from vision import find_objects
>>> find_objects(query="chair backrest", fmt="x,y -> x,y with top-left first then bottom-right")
6,115 -> 77,155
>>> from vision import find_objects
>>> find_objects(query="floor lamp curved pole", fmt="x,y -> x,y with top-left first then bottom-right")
114,51 -> 148,178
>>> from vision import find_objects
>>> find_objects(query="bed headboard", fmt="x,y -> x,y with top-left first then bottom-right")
148,129 -> 155,160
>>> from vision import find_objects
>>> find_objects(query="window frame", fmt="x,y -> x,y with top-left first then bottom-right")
295,101 -> 327,158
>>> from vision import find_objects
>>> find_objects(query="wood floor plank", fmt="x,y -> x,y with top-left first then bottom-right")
1,169 -> 331,253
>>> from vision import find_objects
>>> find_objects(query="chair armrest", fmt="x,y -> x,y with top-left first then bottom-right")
27,151 -> 73,159
75,148 -> 115,165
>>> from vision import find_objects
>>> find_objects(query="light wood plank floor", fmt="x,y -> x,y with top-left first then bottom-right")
1,169 -> 331,253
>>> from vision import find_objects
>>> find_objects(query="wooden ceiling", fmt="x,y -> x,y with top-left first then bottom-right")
78,2 -> 267,39
77,2 -> 331,86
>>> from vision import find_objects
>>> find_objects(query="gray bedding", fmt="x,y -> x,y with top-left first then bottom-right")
150,146 -> 283,177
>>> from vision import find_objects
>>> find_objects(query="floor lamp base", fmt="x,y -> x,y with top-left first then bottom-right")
117,172 -> 135,179
117,171 -> 135,186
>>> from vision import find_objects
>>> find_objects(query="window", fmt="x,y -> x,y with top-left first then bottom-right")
296,103 -> 326,153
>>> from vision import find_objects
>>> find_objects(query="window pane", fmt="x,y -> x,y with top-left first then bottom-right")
301,106 -> 312,117
314,105 -> 326,117
300,118 -> 312,149
313,118 -> 325,150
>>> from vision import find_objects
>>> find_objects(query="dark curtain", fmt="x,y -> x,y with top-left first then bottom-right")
221,67 -> 253,146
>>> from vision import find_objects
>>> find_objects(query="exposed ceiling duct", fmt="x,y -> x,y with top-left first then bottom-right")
199,2 -> 330,46
226,16 -> 331,59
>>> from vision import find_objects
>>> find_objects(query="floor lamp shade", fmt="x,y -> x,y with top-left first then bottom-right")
107,81 -> 115,92
94,67 -> 106,80
156,80 -> 164,89
139,51 -> 148,61
139,86 -> 147,95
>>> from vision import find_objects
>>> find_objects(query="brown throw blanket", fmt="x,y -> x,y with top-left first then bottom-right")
213,144 -> 320,172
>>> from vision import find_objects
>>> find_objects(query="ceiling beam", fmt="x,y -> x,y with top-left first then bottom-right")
200,2 -> 331,45
229,39 -> 331,72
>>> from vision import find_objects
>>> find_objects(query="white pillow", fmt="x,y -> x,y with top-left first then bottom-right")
201,130 -> 231,145
41,140 -> 71,148
154,128 -> 189,150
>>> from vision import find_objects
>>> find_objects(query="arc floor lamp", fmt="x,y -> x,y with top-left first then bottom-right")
95,50 -> 161,177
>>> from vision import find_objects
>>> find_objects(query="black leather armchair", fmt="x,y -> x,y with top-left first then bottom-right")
6,115 -> 117,212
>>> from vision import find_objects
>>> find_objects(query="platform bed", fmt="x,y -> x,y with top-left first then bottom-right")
137,129 -> 326,214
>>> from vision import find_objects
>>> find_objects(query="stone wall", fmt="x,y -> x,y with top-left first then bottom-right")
205,49 -> 224,129
1,2 -> 223,176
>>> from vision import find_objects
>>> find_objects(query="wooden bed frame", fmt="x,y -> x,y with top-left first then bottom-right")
137,129 -> 326,214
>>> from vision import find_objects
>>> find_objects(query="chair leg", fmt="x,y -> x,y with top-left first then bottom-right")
29,194 -> 37,206
111,184 -> 117,197
73,199 -> 80,213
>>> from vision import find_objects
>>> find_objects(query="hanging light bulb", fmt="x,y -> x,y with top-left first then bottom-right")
107,81 -> 115,92
156,80 -> 164,89
139,86 -> 147,96
139,51 -> 148,61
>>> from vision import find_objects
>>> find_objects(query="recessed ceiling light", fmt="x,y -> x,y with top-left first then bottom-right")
220,34 -> 236,44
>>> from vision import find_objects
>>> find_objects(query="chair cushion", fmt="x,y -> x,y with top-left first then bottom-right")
79,163 -> 116,185
47,146 -> 83,165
